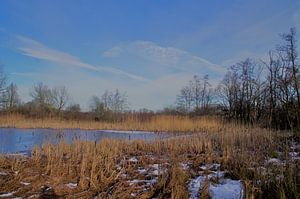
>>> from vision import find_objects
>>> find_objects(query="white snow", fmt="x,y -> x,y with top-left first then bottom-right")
20,182 -> 30,186
266,158 -> 282,165
289,152 -> 299,158
0,172 -> 7,176
199,163 -> 221,171
0,192 -> 14,198
188,176 -> 207,199
127,178 -> 157,186
128,157 -> 138,163
137,167 -> 147,174
180,163 -> 190,170
66,183 -> 78,189
151,164 -> 159,175
209,179 -> 244,199
188,164 -> 244,199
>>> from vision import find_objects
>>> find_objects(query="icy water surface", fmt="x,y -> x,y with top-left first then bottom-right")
0,128 -> 168,154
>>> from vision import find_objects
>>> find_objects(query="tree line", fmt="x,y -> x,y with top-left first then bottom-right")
0,75 -> 129,121
175,27 -> 300,130
0,27 -> 299,129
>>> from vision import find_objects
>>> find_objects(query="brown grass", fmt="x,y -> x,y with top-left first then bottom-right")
0,114 -> 224,132
0,116 -> 299,198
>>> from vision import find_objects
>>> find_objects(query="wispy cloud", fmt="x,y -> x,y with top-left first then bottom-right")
10,72 -> 38,77
102,46 -> 123,58
16,36 -> 148,82
102,41 -> 225,74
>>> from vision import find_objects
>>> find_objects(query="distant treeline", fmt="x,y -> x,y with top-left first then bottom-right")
0,27 -> 299,130
176,28 -> 300,130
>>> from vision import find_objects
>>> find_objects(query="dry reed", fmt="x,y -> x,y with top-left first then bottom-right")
0,114 -> 224,133
0,117 -> 299,198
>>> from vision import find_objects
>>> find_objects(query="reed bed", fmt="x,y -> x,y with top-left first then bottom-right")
0,114 -> 224,133
0,123 -> 299,198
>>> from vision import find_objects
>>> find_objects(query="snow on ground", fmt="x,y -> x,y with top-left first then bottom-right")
137,167 -> 147,174
151,164 -> 159,175
289,151 -> 300,160
0,172 -> 7,176
200,163 -> 221,171
20,182 -> 30,186
188,175 -> 207,199
65,183 -> 78,189
210,179 -> 244,199
127,178 -> 157,186
188,164 -> 244,199
266,158 -> 283,165
128,157 -> 138,163
180,163 -> 190,170
0,192 -> 14,198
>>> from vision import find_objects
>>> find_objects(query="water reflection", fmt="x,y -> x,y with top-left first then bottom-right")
0,128 -> 166,154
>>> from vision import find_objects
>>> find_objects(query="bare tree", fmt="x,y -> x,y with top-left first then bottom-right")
30,82 -> 52,107
192,75 -> 202,110
200,75 -> 212,109
51,86 -> 70,112
110,89 -> 129,113
0,68 -> 7,109
176,83 -> 193,113
176,74 -> 213,114
279,27 -> 299,106
218,59 -> 263,123
4,83 -> 20,111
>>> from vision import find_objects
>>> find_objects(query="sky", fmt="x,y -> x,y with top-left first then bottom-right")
0,0 -> 299,110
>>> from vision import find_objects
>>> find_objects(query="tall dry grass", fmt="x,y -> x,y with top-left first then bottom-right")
0,122 -> 299,198
0,114 -> 225,133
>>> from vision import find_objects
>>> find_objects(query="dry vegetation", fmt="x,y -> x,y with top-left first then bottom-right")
0,120 -> 299,198
0,114 -> 224,133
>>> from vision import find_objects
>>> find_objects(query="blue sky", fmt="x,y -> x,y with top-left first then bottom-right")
0,0 -> 299,110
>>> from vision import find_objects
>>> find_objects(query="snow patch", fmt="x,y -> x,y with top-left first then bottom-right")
188,176 -> 207,199
188,164 -> 244,199
0,172 -> 7,176
0,192 -> 14,198
21,182 -> 30,186
180,163 -> 190,170
66,183 -> 78,189
266,158 -> 282,165
128,157 -> 138,163
127,177 -> 157,186
137,167 -> 147,174
200,163 -> 221,171
209,179 -> 244,199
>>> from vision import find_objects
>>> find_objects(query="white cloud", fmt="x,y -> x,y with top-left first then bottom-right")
102,41 -> 225,74
102,46 -> 122,57
16,35 -> 148,82
15,37 -> 224,110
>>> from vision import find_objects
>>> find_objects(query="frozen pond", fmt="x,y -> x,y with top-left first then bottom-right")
0,128 -> 169,154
